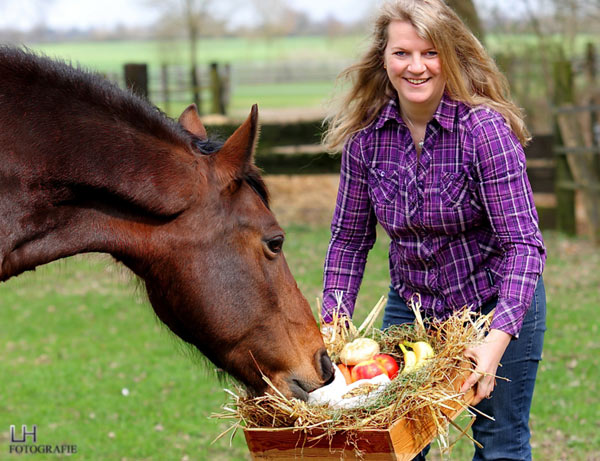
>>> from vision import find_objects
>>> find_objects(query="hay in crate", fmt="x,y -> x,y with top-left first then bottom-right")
215,295 -> 492,453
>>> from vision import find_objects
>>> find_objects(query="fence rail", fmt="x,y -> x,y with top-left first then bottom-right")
112,52 -> 599,240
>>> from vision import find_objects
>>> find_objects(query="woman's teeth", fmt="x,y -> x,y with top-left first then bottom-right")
407,78 -> 428,84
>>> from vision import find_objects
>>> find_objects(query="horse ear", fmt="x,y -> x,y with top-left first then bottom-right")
215,104 -> 259,180
179,104 -> 207,140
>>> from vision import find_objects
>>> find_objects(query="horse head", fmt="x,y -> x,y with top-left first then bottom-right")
135,105 -> 334,399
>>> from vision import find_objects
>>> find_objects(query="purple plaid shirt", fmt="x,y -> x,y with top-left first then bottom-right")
322,94 -> 546,337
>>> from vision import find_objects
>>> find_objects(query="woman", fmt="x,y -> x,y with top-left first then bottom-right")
320,1 -> 546,459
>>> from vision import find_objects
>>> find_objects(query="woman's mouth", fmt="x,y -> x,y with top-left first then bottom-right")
404,77 -> 430,86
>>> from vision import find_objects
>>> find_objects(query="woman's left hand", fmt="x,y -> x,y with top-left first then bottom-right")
460,329 -> 512,405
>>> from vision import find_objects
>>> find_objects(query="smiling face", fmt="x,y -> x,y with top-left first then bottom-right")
383,20 -> 446,115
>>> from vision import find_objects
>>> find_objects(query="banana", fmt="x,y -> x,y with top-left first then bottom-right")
399,343 -> 417,375
403,340 -> 434,363
399,341 -> 434,374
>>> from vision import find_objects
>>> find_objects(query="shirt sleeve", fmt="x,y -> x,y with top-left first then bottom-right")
321,134 -> 377,323
473,114 -> 546,337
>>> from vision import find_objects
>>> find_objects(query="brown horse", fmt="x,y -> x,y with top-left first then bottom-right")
0,46 -> 333,400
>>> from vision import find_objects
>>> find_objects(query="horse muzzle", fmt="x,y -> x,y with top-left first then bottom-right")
284,348 -> 334,401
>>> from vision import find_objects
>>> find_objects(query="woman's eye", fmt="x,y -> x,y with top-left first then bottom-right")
425,50 -> 438,57
266,236 -> 284,254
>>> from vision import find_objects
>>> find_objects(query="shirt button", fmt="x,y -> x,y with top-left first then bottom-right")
379,171 -> 385,177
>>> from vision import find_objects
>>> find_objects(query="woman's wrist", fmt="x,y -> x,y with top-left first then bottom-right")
485,328 -> 512,361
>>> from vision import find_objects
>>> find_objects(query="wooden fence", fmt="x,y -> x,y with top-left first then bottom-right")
552,54 -> 600,243
120,60 -> 350,117
117,55 -> 599,239
202,120 -> 559,224
121,61 -> 232,116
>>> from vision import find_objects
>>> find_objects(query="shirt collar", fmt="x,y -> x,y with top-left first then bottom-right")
374,98 -> 402,130
374,93 -> 457,132
432,93 -> 457,133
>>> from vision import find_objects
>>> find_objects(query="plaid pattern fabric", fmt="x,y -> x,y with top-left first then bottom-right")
322,94 -> 546,337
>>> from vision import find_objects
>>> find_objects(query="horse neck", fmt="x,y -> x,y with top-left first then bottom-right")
0,112 -> 199,282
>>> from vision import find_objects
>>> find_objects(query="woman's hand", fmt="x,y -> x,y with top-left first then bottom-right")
460,329 -> 512,405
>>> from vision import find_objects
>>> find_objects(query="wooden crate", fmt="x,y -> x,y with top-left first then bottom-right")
244,388 -> 474,460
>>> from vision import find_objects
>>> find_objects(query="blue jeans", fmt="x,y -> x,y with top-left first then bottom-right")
382,277 -> 546,461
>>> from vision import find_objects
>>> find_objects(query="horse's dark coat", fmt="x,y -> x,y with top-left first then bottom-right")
0,46 -> 331,399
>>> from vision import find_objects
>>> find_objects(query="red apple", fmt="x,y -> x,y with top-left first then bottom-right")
374,353 -> 399,379
350,359 -> 387,382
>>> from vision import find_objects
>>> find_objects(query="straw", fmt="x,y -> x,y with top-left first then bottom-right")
213,299 -> 495,453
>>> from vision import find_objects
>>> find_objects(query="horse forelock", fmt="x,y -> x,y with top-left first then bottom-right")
244,166 -> 270,209
193,137 -> 224,155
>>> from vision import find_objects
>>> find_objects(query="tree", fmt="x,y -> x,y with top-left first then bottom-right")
146,0 -> 230,114
251,0 -> 301,40
447,0 -> 485,42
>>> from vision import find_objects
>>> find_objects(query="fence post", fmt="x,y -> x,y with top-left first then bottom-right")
553,59 -> 576,235
585,42 -> 600,177
124,63 -> 148,99
209,62 -> 221,115
584,42 -> 596,85
222,63 -> 231,114
209,62 -> 228,115
191,64 -> 201,115
160,64 -> 170,116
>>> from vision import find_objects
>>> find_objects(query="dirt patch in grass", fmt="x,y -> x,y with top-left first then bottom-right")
264,174 -> 339,228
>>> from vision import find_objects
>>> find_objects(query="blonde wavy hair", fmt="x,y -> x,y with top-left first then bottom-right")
323,0 -> 531,152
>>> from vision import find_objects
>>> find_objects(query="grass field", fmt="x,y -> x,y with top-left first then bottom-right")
24,37 -> 362,120
25,34 -> 597,72
1,223 -> 598,460
29,36 -> 365,73
22,34 -> 596,125
2,33 -> 599,459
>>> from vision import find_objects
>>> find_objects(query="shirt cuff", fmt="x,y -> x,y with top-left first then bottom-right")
489,298 -> 526,338
321,290 -> 354,324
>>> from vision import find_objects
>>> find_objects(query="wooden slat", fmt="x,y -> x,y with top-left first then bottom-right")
554,145 -> 600,155
244,371 -> 475,460
245,428 -> 396,460
552,104 -> 600,114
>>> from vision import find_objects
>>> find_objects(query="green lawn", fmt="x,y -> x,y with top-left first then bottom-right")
28,36 -> 366,73
24,38 -> 359,119
1,225 -> 598,460
17,34 -> 595,131
25,34 -> 598,73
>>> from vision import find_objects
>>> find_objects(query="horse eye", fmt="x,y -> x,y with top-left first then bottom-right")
266,236 -> 284,255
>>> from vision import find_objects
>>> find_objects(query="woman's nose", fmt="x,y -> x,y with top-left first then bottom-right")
408,53 -> 426,73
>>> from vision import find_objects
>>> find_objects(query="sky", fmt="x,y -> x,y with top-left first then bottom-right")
0,0 -> 375,32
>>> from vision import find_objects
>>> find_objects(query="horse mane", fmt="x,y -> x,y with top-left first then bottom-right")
0,45 -> 270,207
0,45 -> 189,150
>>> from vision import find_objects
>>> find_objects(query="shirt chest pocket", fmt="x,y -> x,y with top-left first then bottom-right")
440,171 -> 476,208
368,168 -> 399,205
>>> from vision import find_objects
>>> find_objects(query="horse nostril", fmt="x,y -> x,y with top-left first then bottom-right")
318,348 -> 334,385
